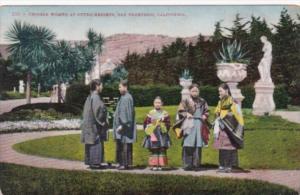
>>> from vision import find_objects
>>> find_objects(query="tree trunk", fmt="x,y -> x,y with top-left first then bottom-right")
57,81 -> 62,103
26,71 -> 31,104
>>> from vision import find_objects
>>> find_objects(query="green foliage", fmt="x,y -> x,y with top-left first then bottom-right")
212,21 -> 224,42
65,84 -> 289,109
0,56 -> 21,92
5,20 -> 56,103
180,69 -> 192,80
272,8 -> 300,105
102,65 -> 128,86
1,163 -> 297,195
0,91 -> 25,100
214,39 -> 250,64
87,28 -> 104,55
6,20 -> 56,76
10,103 -> 81,115
120,9 -> 299,105
0,108 -> 78,122
224,14 -> 250,41
0,90 -> 47,100
65,83 -> 90,108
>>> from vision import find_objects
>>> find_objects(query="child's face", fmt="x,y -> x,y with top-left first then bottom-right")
154,99 -> 162,110
190,87 -> 199,98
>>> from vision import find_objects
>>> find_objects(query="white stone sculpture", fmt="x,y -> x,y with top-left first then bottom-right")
258,36 -> 272,83
19,80 -> 24,94
252,36 -> 276,115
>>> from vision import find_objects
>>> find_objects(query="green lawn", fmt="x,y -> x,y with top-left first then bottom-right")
14,130 -> 300,169
135,106 -> 300,131
0,163 -> 297,195
13,105 -> 300,169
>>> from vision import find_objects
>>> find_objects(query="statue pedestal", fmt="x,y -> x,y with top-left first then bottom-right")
252,81 -> 275,116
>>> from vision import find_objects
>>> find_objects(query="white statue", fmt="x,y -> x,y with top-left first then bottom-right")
85,72 -> 91,85
252,35 -> 275,115
258,36 -> 272,83
19,80 -> 24,94
61,83 -> 68,101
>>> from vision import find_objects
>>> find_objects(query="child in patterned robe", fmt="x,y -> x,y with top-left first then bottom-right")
142,96 -> 171,171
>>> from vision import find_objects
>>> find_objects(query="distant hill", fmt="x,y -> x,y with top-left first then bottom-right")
0,33 -> 211,64
97,33 -> 209,65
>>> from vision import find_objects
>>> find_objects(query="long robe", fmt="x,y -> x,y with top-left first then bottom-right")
80,91 -> 108,165
113,91 -> 137,166
176,97 -> 209,168
213,95 -> 244,168
142,109 -> 171,167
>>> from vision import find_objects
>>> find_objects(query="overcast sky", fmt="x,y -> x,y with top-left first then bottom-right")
0,5 -> 299,44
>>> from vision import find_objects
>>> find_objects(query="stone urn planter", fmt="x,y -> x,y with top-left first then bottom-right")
179,78 -> 193,100
216,62 -> 247,104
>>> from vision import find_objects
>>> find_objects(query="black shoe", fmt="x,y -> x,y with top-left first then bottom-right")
107,162 -> 112,168
194,166 -> 201,171
183,166 -> 194,171
89,165 -> 100,170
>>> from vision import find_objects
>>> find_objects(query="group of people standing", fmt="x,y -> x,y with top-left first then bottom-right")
81,79 -> 244,173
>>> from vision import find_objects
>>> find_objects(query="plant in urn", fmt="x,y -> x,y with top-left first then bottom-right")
214,40 -> 249,105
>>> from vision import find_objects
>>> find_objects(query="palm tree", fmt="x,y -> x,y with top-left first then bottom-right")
87,28 -> 104,78
6,21 -> 56,104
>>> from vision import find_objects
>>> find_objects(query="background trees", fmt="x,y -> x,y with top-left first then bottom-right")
3,9 -> 299,105
6,21 -> 56,103
122,8 -> 300,105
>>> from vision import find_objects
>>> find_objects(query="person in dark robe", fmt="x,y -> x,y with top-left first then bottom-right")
174,84 -> 210,171
113,80 -> 137,170
80,79 -> 109,169
213,83 -> 244,173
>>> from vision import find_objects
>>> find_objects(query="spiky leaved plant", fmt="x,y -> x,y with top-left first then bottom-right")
214,39 -> 250,64
180,69 -> 193,80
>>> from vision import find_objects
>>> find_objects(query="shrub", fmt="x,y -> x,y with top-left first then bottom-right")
65,83 -> 90,108
11,103 -> 82,115
0,105 -> 80,122
0,163 -> 297,195
0,91 -> 25,100
0,90 -> 50,100
65,84 -> 289,109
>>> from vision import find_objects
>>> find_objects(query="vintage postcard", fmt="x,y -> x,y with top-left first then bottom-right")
0,1 -> 300,194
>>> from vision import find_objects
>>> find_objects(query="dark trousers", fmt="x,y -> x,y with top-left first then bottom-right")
219,149 -> 238,168
84,138 -> 104,166
182,147 -> 202,168
116,140 -> 133,167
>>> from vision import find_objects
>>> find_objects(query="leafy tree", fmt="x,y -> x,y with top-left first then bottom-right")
272,8 -> 299,103
212,21 -> 224,42
6,21 -> 56,103
224,14 -> 250,42
102,65 -> 128,86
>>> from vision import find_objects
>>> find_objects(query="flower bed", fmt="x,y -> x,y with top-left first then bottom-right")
0,119 -> 81,134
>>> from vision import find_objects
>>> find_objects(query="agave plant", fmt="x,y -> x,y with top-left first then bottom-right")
214,39 -> 250,64
180,69 -> 192,80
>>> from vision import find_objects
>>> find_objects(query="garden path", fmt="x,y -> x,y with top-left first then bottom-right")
0,130 -> 299,193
